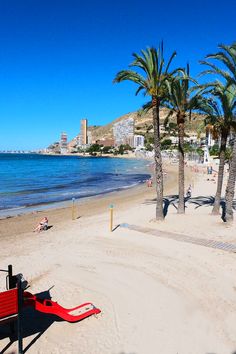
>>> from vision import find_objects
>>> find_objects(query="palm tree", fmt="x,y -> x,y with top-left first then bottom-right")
197,83 -> 236,215
163,66 -> 203,213
200,42 -> 236,86
113,44 -> 177,220
200,42 -> 236,220
225,132 -> 236,221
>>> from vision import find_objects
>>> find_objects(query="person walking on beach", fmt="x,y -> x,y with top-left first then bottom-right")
33,217 -> 48,233
147,178 -> 153,187
186,185 -> 192,198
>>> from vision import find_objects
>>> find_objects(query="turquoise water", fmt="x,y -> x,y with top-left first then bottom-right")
0,154 -> 150,216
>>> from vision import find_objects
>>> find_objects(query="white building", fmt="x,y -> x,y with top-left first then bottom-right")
134,135 -> 145,148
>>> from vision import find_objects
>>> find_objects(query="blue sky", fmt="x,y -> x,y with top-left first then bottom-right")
0,0 -> 235,150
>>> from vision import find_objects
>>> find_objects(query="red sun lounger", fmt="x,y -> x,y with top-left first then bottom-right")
23,291 -> 101,322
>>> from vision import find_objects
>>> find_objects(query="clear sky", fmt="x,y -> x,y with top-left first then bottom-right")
0,0 -> 235,150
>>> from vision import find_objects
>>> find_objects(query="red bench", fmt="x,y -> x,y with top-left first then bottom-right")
0,266 -> 23,354
0,288 -> 18,320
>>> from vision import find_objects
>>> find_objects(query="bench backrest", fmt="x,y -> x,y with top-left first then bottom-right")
0,288 -> 18,319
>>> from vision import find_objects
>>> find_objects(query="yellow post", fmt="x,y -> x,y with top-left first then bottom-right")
72,198 -> 76,220
109,204 -> 114,232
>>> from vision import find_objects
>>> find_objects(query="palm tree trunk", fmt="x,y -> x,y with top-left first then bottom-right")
152,97 -> 164,220
212,130 -> 228,214
225,135 -> 236,222
177,114 -> 185,214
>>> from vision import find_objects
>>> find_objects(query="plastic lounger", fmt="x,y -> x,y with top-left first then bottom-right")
23,291 -> 101,322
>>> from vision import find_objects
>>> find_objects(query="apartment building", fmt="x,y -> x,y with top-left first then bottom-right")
60,132 -> 68,154
113,118 -> 134,147
80,119 -> 88,145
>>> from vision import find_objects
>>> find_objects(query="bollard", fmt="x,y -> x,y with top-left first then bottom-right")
109,204 -> 114,232
72,198 -> 76,220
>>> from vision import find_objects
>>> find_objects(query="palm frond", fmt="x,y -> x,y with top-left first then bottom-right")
113,70 -> 147,88
142,101 -> 152,113
199,60 -> 233,82
165,51 -> 177,74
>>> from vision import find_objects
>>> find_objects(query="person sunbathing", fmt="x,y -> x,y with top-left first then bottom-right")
33,217 -> 48,233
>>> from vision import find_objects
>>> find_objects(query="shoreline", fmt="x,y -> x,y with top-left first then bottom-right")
0,178 -> 151,220
0,153 -> 152,220
0,161 -> 178,239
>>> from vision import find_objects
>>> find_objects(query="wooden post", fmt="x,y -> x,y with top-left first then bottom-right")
72,198 -> 76,220
109,204 -> 113,232
17,276 -> 23,354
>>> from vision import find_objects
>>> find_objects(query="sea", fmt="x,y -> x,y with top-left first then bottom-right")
0,153 -> 151,217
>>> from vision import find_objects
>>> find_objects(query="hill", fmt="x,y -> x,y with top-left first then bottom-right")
89,109 -> 204,141
67,108 -> 205,150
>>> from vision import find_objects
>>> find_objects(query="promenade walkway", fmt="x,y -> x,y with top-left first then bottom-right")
120,223 -> 236,253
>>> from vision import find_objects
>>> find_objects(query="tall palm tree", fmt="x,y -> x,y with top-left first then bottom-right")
225,132 -> 236,221
113,44 -> 177,220
163,66 -> 203,213
197,83 -> 236,214
200,42 -> 236,220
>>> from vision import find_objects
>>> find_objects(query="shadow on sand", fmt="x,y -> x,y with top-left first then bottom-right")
0,289 -> 63,353
144,194 -> 236,220
188,196 -> 236,222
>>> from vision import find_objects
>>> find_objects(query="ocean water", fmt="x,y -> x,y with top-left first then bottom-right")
0,153 -> 150,216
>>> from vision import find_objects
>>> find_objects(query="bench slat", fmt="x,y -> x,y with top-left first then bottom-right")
0,288 -> 18,319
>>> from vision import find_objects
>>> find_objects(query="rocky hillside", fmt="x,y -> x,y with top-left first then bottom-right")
67,108 -> 205,149
87,108 -> 204,141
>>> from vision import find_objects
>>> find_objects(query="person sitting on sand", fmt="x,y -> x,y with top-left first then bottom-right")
33,217 -> 48,233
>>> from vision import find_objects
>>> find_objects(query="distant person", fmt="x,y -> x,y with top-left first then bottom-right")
186,185 -> 192,198
147,178 -> 153,187
34,217 -> 48,233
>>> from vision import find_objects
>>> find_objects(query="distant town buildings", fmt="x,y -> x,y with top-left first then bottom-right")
60,132 -> 68,154
80,119 -> 88,145
113,118 -> 134,147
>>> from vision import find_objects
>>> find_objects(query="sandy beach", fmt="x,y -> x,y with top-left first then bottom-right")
1,160 -> 236,354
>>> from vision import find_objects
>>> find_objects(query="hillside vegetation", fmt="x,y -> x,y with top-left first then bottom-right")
85,108 -> 205,143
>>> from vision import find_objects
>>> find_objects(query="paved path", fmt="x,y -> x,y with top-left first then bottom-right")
120,223 -> 236,253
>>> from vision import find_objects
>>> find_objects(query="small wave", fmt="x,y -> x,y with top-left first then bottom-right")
0,205 -> 27,211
